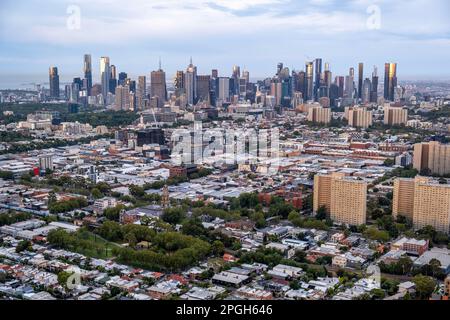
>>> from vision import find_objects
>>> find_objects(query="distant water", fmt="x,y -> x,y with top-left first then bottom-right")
0,74 -> 79,90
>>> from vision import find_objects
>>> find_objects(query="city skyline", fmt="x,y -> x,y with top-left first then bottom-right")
1,0 -> 450,88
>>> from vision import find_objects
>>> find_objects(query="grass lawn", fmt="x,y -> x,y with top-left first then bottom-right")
72,230 -> 122,259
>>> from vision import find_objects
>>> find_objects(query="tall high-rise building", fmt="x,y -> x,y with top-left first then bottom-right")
371,66 -> 379,103
344,68 -> 355,99
115,85 -> 131,111
100,57 -> 110,99
361,78 -> 372,104
109,65 -> 117,94
270,81 -> 282,106
136,76 -> 147,110
384,63 -> 397,101
197,75 -> 211,103
185,58 -> 197,105
313,173 -> 367,226
345,107 -> 373,128
305,61 -> 314,101
393,176 -> 450,233
307,105 -> 331,125
276,63 -> 283,76
216,77 -> 231,104
118,72 -> 128,86
49,66 -> 60,98
69,78 -> 81,103
323,64 -> 332,89
83,54 -> 92,96
211,69 -> 218,79
174,71 -> 185,97
242,70 -> 250,84
413,141 -> 450,176
384,104 -> 408,126
296,71 -> 306,98
335,76 -> 345,98
151,66 -> 167,108
358,63 -> 364,100
314,58 -> 322,101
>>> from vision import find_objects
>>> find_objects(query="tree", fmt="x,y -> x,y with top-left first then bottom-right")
161,207 -> 186,225
418,225 -> 437,241
363,227 -> 390,242
16,240 -> 32,253
0,170 -> 14,180
269,201 -> 295,218
124,232 -> 137,247
103,205 -> 126,221
181,218 -> 207,237
57,271 -> 74,289
91,188 -> 103,199
381,278 -> 399,296
129,185 -> 145,198
211,240 -> 225,256
383,158 -> 395,167
238,193 -> 260,208
371,288 -> 386,300
413,275 -> 436,299
251,212 -> 267,228
316,205 -> 327,220
97,221 -> 123,242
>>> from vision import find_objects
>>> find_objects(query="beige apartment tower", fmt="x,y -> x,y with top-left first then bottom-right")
307,106 -> 331,125
413,141 -> 450,176
313,173 -> 367,225
393,176 -> 450,233
384,104 -> 408,126
345,107 -> 373,128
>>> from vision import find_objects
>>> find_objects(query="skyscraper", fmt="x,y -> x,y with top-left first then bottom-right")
100,57 -> 110,100
151,66 -> 167,108
296,71 -> 306,99
384,63 -> 397,101
371,66 -> 379,103
305,61 -> 314,101
48,66 -> 60,98
314,58 -> 322,101
109,65 -> 117,94
323,63 -> 332,88
83,54 -> 92,96
277,63 -> 283,76
197,75 -> 211,103
362,78 -> 372,104
185,58 -> 197,105
118,72 -> 128,86
174,71 -> 185,97
216,77 -> 231,104
137,76 -> 147,110
242,70 -> 250,84
358,63 -> 364,100
115,85 -> 131,111
335,76 -> 345,98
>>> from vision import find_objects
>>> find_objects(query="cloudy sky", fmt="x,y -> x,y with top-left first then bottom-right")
0,0 -> 450,87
